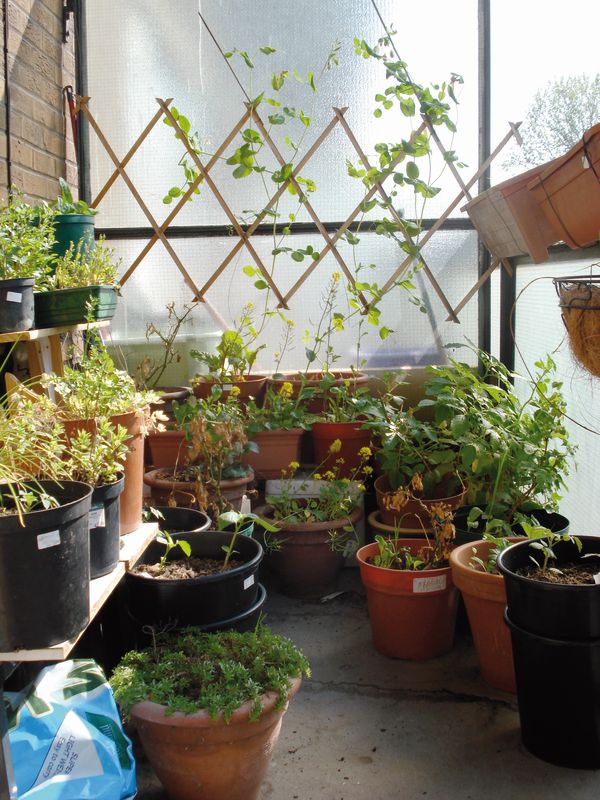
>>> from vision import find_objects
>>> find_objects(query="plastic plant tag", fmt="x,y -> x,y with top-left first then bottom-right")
240,494 -> 252,515
243,574 -> 255,590
89,508 -> 106,530
37,530 -> 61,550
413,575 -> 447,593
6,291 -> 22,303
594,572 -> 600,585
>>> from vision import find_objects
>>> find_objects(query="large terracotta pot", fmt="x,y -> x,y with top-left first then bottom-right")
147,430 -> 189,468
311,421 -> 371,478
192,377 -> 266,406
255,504 -> 363,600
242,428 -> 304,480
450,538 -> 523,692
144,467 -> 254,511
374,474 -> 465,529
528,122 -> 600,251
131,676 -> 302,800
357,539 -> 458,660
367,510 -> 431,541
63,409 -> 145,535
267,371 -> 368,414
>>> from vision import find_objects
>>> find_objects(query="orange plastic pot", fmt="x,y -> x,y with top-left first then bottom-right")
130,676 -> 301,800
357,539 -> 458,660
242,428 -> 304,480
311,421 -> 371,478
63,410 -> 145,535
374,475 -> 465,529
192,377 -> 266,406
147,430 -> 189,468
144,468 -> 254,511
255,504 -> 363,600
528,123 -> 600,251
450,538 -> 523,692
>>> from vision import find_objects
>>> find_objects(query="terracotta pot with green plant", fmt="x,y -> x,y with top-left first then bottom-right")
357,483 -> 458,660
255,444 -> 368,599
34,236 -> 120,327
144,390 -> 254,517
241,380 -> 312,480
0,194 -> 56,333
110,626 -> 310,800
41,333 -> 162,534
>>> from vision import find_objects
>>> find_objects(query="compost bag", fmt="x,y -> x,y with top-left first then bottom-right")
5,660 -> 136,799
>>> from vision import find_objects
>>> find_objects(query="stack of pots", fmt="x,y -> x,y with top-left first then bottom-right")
498,536 -> 600,769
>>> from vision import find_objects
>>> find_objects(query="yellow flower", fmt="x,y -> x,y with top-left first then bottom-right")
343,379 -> 351,388
356,483 -> 366,492
341,477 -> 351,485
288,461 -> 300,471
280,381 -> 294,397
332,271 -> 341,282
229,386 -> 241,397
314,473 -> 322,480
287,319 -> 295,327
359,446 -> 372,458
329,438 -> 342,454
363,465 -> 374,475
336,457 -> 345,465
324,470 -> 336,481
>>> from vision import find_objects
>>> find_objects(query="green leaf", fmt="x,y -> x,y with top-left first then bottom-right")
406,161 -> 419,179
178,540 -> 192,557
291,251 -> 304,262
260,46 -> 276,55
308,71 -> 316,92
379,326 -> 391,340
305,348 -> 317,363
178,116 -> 191,134
374,108 -> 383,118
243,265 -> 256,277
254,279 -> 268,290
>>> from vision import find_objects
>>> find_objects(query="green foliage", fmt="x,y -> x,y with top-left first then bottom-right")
217,510 -> 278,569
55,178 -> 97,216
64,418 -> 130,487
191,309 -> 265,383
135,302 -> 196,390
36,237 -> 119,291
156,529 -> 191,571
528,530 -> 582,577
110,627 -> 310,722
243,381 -> 313,435
0,194 -> 56,282
316,373 -> 386,424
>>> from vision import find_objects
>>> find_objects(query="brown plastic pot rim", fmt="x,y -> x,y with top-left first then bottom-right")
130,675 -> 302,729
144,468 -> 254,490
254,504 -> 362,532
450,538 -> 524,592
367,510 -> 432,535
266,370 -> 368,383
311,421 -> 369,435
250,427 -> 305,438
193,376 -> 267,386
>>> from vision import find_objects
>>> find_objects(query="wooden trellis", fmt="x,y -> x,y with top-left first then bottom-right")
77,94 -> 521,323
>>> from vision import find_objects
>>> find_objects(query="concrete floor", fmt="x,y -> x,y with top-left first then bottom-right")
135,569 -> 600,800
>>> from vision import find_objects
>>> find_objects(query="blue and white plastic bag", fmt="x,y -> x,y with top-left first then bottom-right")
5,659 -> 136,799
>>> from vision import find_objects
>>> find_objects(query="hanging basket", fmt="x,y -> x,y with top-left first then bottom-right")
554,272 -> 600,377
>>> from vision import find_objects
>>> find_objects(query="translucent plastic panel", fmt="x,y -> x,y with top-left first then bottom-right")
514,251 -> 600,532
85,0 -> 478,227
106,228 -> 478,378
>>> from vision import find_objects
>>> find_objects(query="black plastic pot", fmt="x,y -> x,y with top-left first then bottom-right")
0,277 -> 35,333
34,285 -> 117,327
90,475 -> 125,579
124,530 -> 263,628
152,505 -> 211,535
505,610 -> 600,768
453,505 -> 569,546
0,480 -> 92,650
498,535 -> 600,639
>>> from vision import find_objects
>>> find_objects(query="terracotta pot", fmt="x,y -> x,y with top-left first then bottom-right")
367,510 -> 431,541
462,159 -> 561,264
144,467 -> 254,511
192,377 -> 266,406
147,430 -> 189,468
357,539 -> 457,660
149,386 -> 191,419
255,504 -> 363,600
242,428 -> 304,480
528,122 -> 600,251
374,474 -> 465,529
63,409 -> 145,535
131,676 -> 302,800
450,538 -> 523,692
311,421 -> 371,478
267,371 -> 368,415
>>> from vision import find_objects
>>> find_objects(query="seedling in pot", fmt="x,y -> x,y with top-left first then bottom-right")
156,529 -> 191,573
528,529 -> 582,578
217,510 -> 279,569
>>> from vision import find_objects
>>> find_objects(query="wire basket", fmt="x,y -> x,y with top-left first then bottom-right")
553,271 -> 600,377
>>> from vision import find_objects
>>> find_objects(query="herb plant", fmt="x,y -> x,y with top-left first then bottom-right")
110,626 -> 310,721
244,381 -> 312,436
191,308 -> 265,383
54,178 -> 97,216
0,195 -> 56,282
156,529 -> 192,572
36,237 -> 119,291
64,418 -> 130,487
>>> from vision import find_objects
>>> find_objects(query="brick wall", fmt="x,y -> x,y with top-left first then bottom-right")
0,0 -> 77,204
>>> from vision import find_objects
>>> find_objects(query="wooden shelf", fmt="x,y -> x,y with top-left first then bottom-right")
0,319 -> 110,344
0,522 -> 158,663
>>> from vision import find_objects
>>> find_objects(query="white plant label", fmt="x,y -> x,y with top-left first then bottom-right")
413,575 -> 447,593
223,384 -> 233,391
89,508 -> 106,529
243,575 -> 255,590
37,530 -> 61,550
593,572 -> 600,585
6,291 -> 22,303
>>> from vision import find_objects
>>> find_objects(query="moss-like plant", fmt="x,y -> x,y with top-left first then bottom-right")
110,627 -> 310,722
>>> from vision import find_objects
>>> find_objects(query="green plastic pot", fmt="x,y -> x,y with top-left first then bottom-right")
34,285 -> 118,327
52,213 -> 95,258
